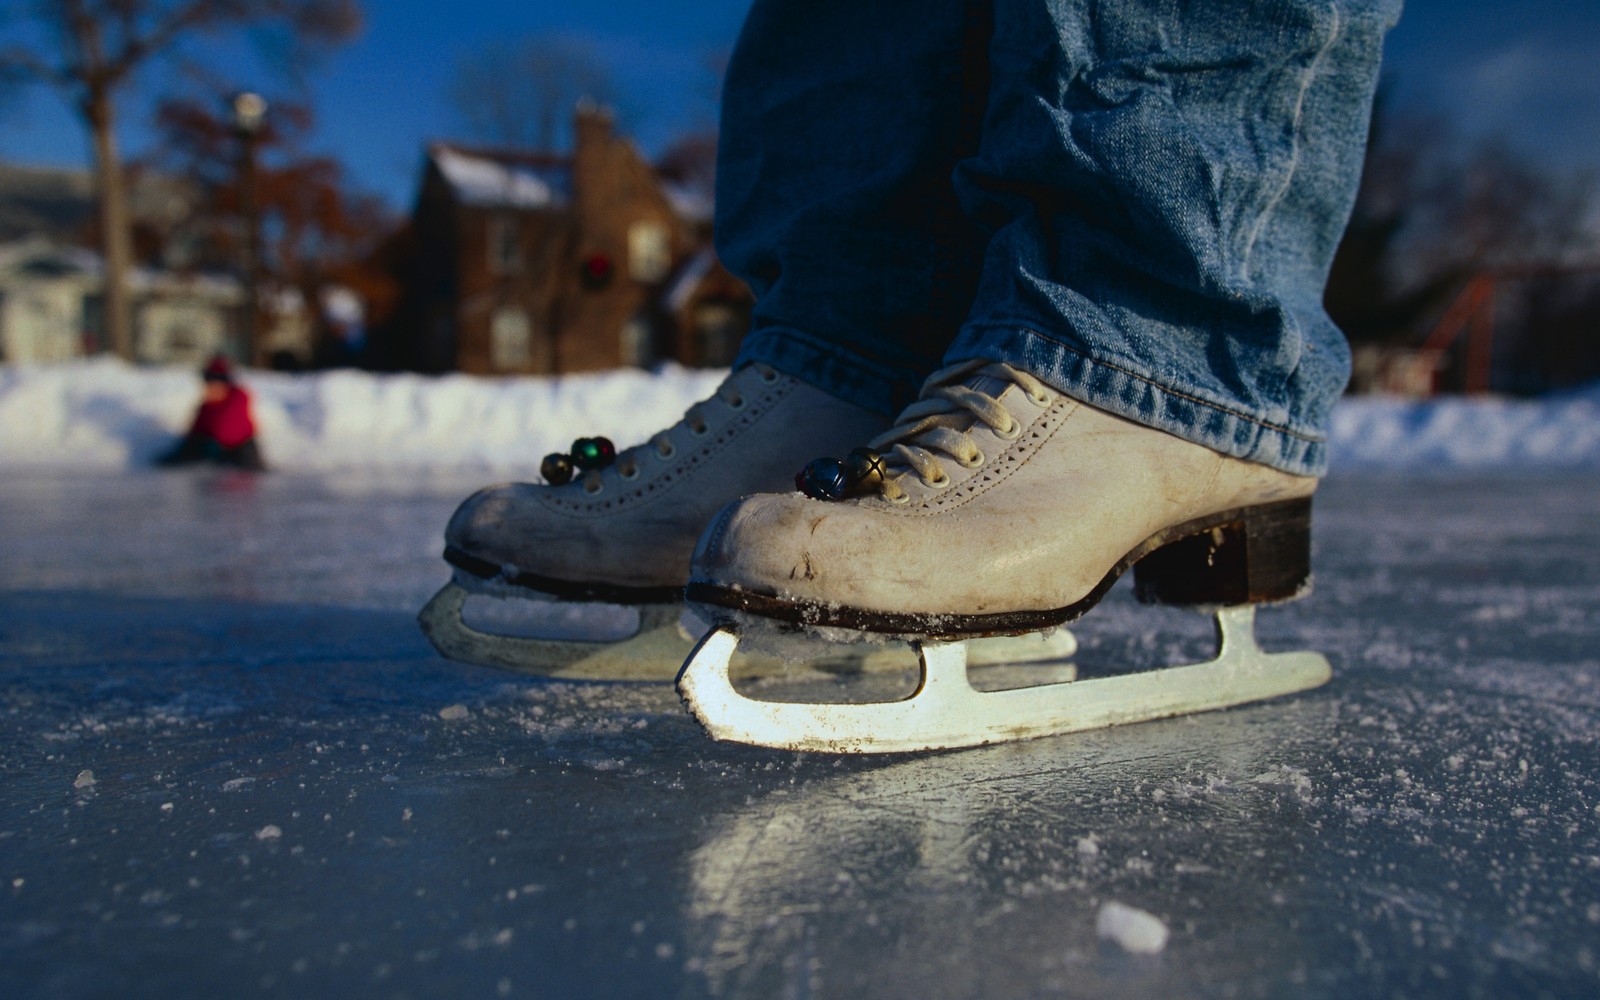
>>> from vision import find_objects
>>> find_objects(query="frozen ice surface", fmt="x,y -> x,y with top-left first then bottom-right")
2,468 -> 1599,999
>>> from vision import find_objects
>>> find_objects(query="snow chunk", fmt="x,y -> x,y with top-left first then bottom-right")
73,769 -> 95,789
439,704 -> 470,721
255,825 -> 282,841
1096,901 -> 1170,954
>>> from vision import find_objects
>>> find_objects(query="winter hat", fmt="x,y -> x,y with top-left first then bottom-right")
202,355 -> 234,382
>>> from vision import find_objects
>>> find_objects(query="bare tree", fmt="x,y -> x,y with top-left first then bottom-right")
0,0 -> 361,360
448,34 -> 618,151
1326,90 -> 1600,392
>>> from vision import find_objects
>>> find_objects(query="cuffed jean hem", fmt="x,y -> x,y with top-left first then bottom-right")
736,326 -> 924,417
947,324 -> 1330,477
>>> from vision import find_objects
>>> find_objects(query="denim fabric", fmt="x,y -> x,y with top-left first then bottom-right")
716,0 -> 993,415
718,0 -> 1400,475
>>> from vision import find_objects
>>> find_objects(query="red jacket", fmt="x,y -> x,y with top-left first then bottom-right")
188,384 -> 256,449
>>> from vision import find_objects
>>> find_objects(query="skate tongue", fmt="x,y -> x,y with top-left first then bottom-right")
961,372 -> 1013,400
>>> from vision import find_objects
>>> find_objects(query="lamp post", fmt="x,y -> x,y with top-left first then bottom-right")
231,91 -> 268,365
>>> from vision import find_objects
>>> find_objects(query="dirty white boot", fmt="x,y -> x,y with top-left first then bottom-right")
677,359 -> 1331,752
443,363 -> 885,600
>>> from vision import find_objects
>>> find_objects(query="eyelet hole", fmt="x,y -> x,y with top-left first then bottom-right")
657,443 -> 676,459
886,493 -> 911,506
619,466 -> 639,480
727,395 -> 745,410
1029,391 -> 1049,407
761,370 -> 779,383
690,423 -> 709,436
924,473 -> 951,489
583,482 -> 603,495
958,449 -> 985,469
995,419 -> 1021,440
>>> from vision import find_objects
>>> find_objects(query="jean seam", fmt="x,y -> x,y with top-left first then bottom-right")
974,324 -> 1327,444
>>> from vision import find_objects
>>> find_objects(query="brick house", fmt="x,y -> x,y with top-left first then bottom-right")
400,106 -> 748,375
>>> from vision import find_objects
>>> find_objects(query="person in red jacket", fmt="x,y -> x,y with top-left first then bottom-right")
157,356 -> 267,471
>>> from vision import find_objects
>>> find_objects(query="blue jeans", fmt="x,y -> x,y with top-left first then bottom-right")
718,0 -> 1400,475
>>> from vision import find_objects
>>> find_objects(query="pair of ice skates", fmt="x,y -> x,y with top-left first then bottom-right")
421,361 -> 1330,753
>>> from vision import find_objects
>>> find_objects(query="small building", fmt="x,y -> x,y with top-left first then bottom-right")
0,236 -> 246,366
397,106 -> 748,375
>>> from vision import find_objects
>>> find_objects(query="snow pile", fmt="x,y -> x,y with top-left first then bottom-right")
0,357 -> 725,473
1328,385 -> 1600,470
1,357 -> 1597,473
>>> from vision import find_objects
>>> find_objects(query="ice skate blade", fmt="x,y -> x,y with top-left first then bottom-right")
676,605 -> 1330,754
419,582 -> 690,680
420,582 -> 1077,682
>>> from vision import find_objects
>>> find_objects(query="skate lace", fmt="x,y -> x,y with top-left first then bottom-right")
585,363 -> 778,491
870,360 -> 1050,504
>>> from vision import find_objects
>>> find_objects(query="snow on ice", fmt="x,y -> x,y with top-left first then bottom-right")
1095,901 -> 1171,954
1,356 -> 1597,473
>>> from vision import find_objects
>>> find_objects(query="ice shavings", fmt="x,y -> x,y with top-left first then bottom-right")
1095,900 -> 1170,954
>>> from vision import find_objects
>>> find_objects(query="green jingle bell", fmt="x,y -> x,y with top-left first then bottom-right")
540,452 -> 575,485
570,436 -> 617,470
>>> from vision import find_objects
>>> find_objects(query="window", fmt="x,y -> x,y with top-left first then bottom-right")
694,303 -> 744,367
490,307 -> 532,369
628,221 -> 671,283
488,216 -> 522,275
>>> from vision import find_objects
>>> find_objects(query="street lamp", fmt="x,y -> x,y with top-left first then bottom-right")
231,91 -> 268,365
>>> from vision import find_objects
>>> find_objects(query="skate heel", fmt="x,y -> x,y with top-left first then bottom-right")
1133,497 -> 1312,607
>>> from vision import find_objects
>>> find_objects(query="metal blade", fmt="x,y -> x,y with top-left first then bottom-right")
676,605 -> 1331,753
419,582 -> 1078,682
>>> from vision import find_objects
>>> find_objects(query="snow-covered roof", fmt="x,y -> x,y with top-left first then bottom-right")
431,146 -> 570,210
0,235 -> 101,277
661,181 -> 714,224
661,247 -> 718,313
0,235 -> 241,300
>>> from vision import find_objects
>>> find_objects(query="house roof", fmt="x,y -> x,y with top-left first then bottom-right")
0,235 -> 241,299
0,161 -> 203,244
660,246 -> 718,313
0,163 -> 95,244
428,144 -> 572,210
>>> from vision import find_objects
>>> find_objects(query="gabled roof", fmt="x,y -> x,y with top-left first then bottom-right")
428,144 -> 572,210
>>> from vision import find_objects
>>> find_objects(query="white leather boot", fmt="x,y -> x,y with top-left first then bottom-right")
688,359 -> 1318,636
674,360 -> 1329,753
442,363 -> 887,602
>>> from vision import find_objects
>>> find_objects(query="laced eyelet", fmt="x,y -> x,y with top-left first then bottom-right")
583,481 -> 603,496
886,492 -> 911,506
726,394 -> 745,410
760,369 -> 779,383
995,418 -> 1022,441
619,466 -> 639,481
924,472 -> 951,489
690,422 -> 709,436
657,443 -> 676,459
1029,391 -> 1050,407
957,449 -> 985,469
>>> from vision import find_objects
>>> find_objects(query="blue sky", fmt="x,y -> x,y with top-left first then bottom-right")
1,0 -> 1596,213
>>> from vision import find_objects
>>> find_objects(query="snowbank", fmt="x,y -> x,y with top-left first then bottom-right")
1,357 -> 1596,473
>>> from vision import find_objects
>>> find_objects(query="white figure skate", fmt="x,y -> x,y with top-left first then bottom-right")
677,360 -> 1330,751
421,363 -> 1076,681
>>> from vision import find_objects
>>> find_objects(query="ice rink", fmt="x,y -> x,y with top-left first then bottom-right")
2,468 -> 1597,999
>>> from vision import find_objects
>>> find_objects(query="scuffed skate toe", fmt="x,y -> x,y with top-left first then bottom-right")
444,482 -> 523,562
